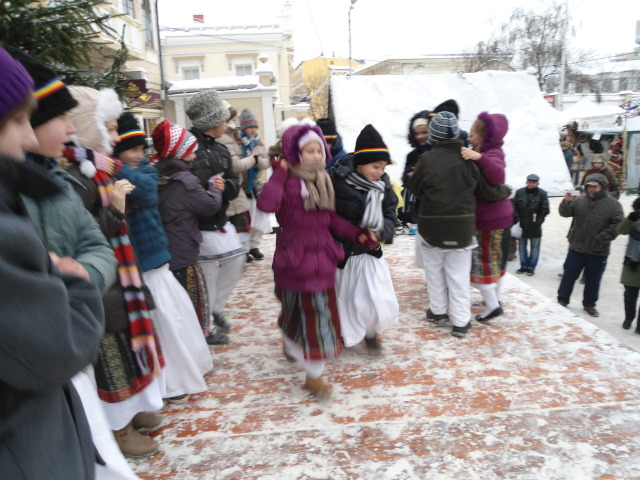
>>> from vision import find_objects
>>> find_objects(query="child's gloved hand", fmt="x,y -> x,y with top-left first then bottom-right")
270,156 -> 288,172
356,230 -> 382,258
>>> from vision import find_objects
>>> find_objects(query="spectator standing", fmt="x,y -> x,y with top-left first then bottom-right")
557,173 -> 623,317
512,174 -> 550,276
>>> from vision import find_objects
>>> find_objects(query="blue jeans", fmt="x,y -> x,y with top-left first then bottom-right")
557,249 -> 607,307
518,237 -> 541,271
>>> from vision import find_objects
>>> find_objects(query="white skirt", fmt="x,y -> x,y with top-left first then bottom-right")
198,222 -> 245,262
250,198 -> 272,233
71,366 -> 140,480
144,265 -> 212,398
335,254 -> 400,347
100,374 -> 165,431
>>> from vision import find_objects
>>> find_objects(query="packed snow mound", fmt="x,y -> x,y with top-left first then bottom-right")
331,71 -> 573,196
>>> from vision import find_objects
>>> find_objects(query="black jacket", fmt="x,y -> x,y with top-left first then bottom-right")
190,129 -> 241,231
409,139 -> 509,249
0,157 -> 104,479
329,154 -> 398,257
512,186 -> 550,238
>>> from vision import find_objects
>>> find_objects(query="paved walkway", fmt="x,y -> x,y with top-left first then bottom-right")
131,234 -> 640,479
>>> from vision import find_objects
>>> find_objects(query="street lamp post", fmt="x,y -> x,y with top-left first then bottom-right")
348,0 -> 357,78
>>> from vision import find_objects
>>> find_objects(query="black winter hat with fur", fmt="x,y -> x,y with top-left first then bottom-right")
113,112 -> 147,156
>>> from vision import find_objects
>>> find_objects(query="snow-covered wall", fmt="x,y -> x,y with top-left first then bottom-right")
330,71 -> 573,196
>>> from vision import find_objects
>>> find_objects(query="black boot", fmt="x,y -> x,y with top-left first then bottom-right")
623,318 -> 634,330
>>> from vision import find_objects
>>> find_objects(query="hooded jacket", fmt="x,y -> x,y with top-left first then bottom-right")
474,112 -> 514,230
559,173 -> 623,256
326,134 -> 347,169
0,157 -> 103,480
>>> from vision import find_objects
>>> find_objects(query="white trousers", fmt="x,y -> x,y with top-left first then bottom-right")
282,334 -> 326,379
200,253 -> 245,317
420,239 -> 473,327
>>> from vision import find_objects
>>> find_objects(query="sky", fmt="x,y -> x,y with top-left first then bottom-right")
157,0 -> 640,66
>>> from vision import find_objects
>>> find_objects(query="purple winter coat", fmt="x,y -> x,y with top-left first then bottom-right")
157,170 -> 222,270
474,112 -> 514,231
257,167 -> 362,293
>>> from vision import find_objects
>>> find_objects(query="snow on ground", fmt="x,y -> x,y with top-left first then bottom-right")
330,71 -> 574,196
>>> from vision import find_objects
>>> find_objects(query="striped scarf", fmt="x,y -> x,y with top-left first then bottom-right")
345,172 -> 385,233
241,132 -> 260,195
63,146 -> 163,378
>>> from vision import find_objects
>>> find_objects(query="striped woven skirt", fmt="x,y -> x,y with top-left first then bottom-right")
276,288 -> 342,361
471,229 -> 507,284
177,263 -> 210,335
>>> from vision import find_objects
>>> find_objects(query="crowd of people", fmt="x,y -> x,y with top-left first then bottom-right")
1,44 -> 637,479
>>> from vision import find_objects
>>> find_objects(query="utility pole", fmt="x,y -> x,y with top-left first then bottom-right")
557,1 -> 569,110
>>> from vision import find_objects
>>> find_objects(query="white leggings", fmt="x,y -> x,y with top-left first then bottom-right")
282,334 -> 326,379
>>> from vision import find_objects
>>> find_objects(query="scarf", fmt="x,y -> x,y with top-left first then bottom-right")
241,132 -> 260,195
288,161 -> 335,211
345,172 -> 385,233
63,146 -> 163,379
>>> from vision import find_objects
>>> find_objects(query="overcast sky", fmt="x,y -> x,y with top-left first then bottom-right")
157,0 -> 639,65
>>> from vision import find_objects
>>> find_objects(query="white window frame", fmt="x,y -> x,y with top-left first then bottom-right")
232,57 -> 254,76
179,61 -> 202,80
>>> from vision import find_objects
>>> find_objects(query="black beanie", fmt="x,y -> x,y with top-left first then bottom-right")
113,112 -> 147,156
353,124 -> 391,166
317,118 -> 338,141
433,99 -> 460,118
6,46 -> 78,128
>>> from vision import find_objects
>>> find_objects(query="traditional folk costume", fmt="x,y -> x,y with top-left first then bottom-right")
329,124 -> 399,347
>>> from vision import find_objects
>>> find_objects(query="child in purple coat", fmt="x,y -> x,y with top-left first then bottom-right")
257,122 -> 373,400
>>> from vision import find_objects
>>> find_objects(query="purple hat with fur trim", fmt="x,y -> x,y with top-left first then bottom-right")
281,123 -> 332,165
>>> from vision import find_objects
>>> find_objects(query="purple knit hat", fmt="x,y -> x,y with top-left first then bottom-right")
0,46 -> 34,121
281,123 -> 331,165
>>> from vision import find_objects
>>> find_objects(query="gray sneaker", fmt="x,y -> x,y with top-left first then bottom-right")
426,309 -> 449,326
451,322 -> 471,338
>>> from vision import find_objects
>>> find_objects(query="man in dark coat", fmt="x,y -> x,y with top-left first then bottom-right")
512,174 -> 550,276
557,172 -> 624,317
0,156 -> 105,479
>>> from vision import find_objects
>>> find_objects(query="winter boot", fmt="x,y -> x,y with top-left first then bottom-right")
305,375 -> 332,401
364,335 -> 381,354
114,422 -> 159,458
132,412 -> 163,433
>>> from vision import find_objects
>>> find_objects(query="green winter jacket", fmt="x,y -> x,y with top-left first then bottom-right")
617,217 -> 640,288
22,155 -> 116,292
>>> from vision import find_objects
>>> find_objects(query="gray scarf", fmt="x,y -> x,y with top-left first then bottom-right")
288,161 -> 335,211
345,172 -> 385,233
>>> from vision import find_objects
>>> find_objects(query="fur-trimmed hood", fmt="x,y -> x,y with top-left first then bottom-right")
407,110 -> 431,148
477,112 -> 508,153
68,86 -> 123,156
281,123 -> 331,166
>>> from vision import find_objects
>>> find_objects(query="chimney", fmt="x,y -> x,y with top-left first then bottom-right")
193,14 -> 204,24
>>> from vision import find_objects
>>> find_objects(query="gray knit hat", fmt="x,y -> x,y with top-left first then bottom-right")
427,111 -> 460,145
239,108 -> 258,130
185,89 -> 228,131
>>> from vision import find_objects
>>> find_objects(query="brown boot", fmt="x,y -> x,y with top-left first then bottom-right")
305,375 -> 332,401
132,412 -> 163,433
114,422 -> 159,458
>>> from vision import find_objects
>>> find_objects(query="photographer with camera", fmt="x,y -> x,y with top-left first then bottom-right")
557,173 -> 623,317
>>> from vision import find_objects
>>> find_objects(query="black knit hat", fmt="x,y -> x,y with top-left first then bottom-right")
433,99 -> 460,118
113,112 -> 147,156
353,124 -> 391,166
6,46 -> 78,128
316,118 -> 338,142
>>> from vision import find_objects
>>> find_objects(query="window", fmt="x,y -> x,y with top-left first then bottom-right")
142,0 -> 154,48
619,77 -> 628,91
235,64 -> 253,76
602,79 -> 613,92
121,0 -> 134,16
181,66 -> 200,80
574,82 -> 583,94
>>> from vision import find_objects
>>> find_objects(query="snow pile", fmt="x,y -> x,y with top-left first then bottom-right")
331,71 -> 573,195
